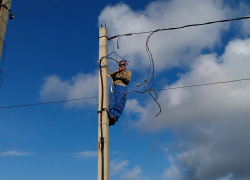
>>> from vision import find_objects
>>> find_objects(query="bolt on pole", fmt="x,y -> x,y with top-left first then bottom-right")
97,26 -> 109,180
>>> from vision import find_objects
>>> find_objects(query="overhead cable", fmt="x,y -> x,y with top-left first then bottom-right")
1,77 -> 250,110
0,96 -> 98,109
13,0 -> 62,15
108,16 -> 250,39
154,78 -> 250,92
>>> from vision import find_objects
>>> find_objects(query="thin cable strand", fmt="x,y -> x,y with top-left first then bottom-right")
155,78 -> 250,92
0,96 -> 98,109
13,0 -> 62,15
1,78 -> 250,109
108,16 -> 250,38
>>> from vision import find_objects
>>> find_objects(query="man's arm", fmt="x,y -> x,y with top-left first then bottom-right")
121,71 -> 131,84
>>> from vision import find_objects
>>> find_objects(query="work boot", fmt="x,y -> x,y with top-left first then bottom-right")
109,116 -> 116,126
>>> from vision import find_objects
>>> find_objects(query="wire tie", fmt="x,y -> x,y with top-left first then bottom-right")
108,35 -> 119,40
99,65 -> 108,68
98,35 -> 108,39
0,4 -> 11,11
97,108 -> 109,114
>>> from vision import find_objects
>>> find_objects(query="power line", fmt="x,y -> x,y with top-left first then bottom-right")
108,16 -> 250,40
131,78 -> 250,94
13,0 -> 62,15
128,78 -> 250,95
0,96 -> 98,109
1,78 -> 250,110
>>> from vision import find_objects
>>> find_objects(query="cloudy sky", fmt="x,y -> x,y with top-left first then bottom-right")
1,0 -> 250,179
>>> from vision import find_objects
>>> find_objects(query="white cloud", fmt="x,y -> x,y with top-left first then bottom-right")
71,151 -> 97,158
0,150 -> 35,157
235,2 -> 250,37
216,174 -> 234,180
99,0 -> 230,71
110,158 -> 149,180
163,165 -> 182,180
121,166 -> 143,180
110,158 -> 128,175
39,72 -> 98,108
163,155 -> 182,180
126,38 -> 250,179
240,16 -> 250,36
129,38 -> 250,131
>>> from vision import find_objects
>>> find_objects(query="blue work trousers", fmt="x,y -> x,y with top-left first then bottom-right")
109,85 -> 127,120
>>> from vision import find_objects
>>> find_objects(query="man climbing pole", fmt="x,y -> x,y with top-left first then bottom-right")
109,60 -> 131,126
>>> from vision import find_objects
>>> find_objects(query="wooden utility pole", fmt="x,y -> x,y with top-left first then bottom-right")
97,26 -> 109,180
0,0 -> 12,57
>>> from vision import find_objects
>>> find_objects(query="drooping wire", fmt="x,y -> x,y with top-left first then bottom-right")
107,52 -> 130,65
134,30 -> 159,116
107,15 -> 250,117
134,86 -> 161,117
107,15 -> 250,84
103,15 -> 250,85
117,36 -> 122,50
145,31 -> 156,88
106,16 -> 250,82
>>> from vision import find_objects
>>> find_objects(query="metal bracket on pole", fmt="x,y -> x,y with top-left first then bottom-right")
1,4 -> 10,11
0,2 -> 14,19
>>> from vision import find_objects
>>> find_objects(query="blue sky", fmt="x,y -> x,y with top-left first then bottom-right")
1,0 -> 250,180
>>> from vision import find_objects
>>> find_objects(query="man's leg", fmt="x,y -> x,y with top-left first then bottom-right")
109,92 -> 117,118
113,86 -> 127,120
